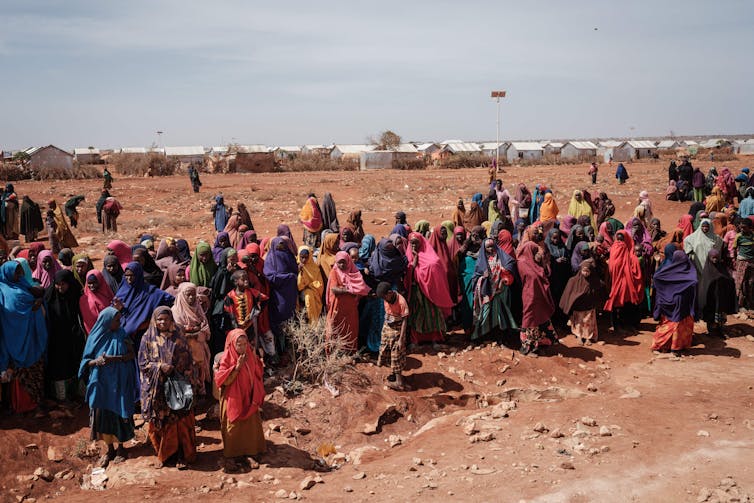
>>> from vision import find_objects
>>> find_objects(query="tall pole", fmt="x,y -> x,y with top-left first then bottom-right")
491,90 -> 506,172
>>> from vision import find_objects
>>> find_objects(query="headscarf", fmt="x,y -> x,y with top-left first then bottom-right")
0,261 -> 48,371
368,237 -> 407,284
414,220 -> 431,237
213,195 -> 229,232
346,210 -> 365,243
299,195 -> 324,234
213,232 -> 230,263
15,257 -> 36,285
33,250 -> 62,288
101,255 -> 123,294
107,240 -> 132,270
716,167 -> 737,200
496,229 -> 514,255
390,223 -> 408,239
666,180 -> 678,199
615,163 -> 629,181
441,220 -> 455,244
210,248 -> 238,311
545,228 -> 568,260
78,307 -> 138,418
404,233 -> 455,310
263,237 -> 298,324
328,251 -> 371,304
133,248 -> 163,287
80,270 -> 115,333
171,282 -> 209,340
604,230 -> 643,311
160,262 -> 185,292
115,262 -> 174,337
190,241 -> 217,287
658,243 -> 678,271
319,233 -> 340,279
516,241 -> 555,328
176,239 -> 191,263
684,218 -> 723,272
214,329 -> 265,422
321,192 -> 339,233
698,249 -> 737,316
638,190 -> 654,222
565,224 -> 585,252
705,186 -> 726,213
238,230 -> 258,251
567,190 -> 595,229
598,221 -> 615,249
223,213 -> 243,249
678,214 -> 694,239
570,241 -> 590,273
653,251 -> 697,322
539,193 -> 559,222
137,307 -> 193,427
463,201 -> 484,231
428,225 -> 458,301
358,235 -> 376,263
627,217 -> 653,256
58,248 -> 74,268
448,226 -> 466,259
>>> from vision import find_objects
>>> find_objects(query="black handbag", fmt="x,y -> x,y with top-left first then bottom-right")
164,374 -> 194,411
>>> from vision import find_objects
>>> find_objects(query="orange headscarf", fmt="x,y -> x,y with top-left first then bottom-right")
539,193 -> 559,222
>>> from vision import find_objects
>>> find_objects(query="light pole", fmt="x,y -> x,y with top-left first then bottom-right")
490,90 -> 506,171
156,130 -> 164,150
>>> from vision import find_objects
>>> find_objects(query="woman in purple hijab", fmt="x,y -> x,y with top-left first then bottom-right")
651,250 -> 697,355
212,232 -> 230,263
115,262 -> 174,344
263,237 -> 298,354
276,224 -> 298,255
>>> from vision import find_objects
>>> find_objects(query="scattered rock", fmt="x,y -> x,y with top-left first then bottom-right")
463,421 -> 479,436
620,387 -> 641,399
54,469 -> 72,480
412,457 -> 423,466
294,426 -> 311,435
549,429 -> 564,439
599,426 -> 612,436
572,429 -> 589,438
746,335 -> 754,342
470,467 -> 496,475
352,472 -> 366,480
496,379 -> 507,387
697,430 -> 710,437
34,468 -> 53,482
469,432 -> 495,443
587,383 -> 598,392
299,476 -> 316,491
388,435 -> 403,447
25,443 -> 39,450
288,491 -> 299,500
560,462 -> 575,470
275,489 -> 289,499
580,417 -> 597,427
533,422 -> 548,433
696,487 -> 712,502
344,486 -> 353,493
47,446 -> 64,462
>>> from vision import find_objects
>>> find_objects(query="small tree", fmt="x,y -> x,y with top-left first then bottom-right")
377,130 -> 402,151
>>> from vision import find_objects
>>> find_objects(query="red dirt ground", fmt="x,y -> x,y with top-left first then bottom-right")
2,159 -> 754,503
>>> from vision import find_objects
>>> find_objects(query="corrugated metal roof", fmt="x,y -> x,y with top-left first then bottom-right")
210,146 -> 228,154
332,144 -> 375,155
682,140 -> 698,146
119,147 -> 147,154
479,142 -> 504,150
24,146 -> 42,155
544,142 -> 564,148
445,142 -> 481,153
24,145 -> 73,157
165,146 -> 205,156
625,140 -> 657,149
566,141 -> 598,150
395,143 -> 419,153
74,147 -> 100,155
416,143 -> 439,152
655,140 -> 678,148
440,139 -> 465,145
599,141 -> 622,148
699,139 -> 728,148
238,145 -> 269,153
509,142 -> 543,151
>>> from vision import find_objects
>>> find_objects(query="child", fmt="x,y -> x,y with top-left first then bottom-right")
559,259 -> 605,345
376,282 -> 409,390
588,162 -> 598,185
223,270 -> 272,359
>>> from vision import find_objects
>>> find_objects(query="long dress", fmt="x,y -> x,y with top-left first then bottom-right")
52,203 -> 78,248
172,282 -> 212,393
215,329 -> 266,457
651,251 -> 697,352
44,270 -> 86,397
326,252 -> 370,352
472,246 -> 517,341
517,241 -> 556,354
296,246 -> 324,323
0,261 -> 48,412
79,307 -> 138,444
458,250 -> 478,331
138,307 -> 198,464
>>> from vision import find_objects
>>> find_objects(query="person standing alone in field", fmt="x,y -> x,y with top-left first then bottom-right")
188,165 -> 202,193
588,162 -> 598,185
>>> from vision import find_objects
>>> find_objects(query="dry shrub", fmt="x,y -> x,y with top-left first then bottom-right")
0,163 -> 31,181
107,153 -> 178,176
36,165 -> 102,180
278,154 -> 357,172
392,158 -> 425,170
696,147 -> 738,162
285,314 -> 352,390
440,153 -> 493,169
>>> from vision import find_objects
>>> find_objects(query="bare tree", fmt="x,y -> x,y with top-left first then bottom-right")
377,130 -> 402,151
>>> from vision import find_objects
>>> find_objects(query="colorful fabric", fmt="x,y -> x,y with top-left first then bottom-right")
214,329 -> 265,422
604,230 -> 643,311
80,270 -> 114,333
652,315 -> 693,351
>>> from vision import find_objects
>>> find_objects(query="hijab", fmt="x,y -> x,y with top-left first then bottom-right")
328,251 -> 371,303
652,251 -> 697,322
319,232 -> 340,278
369,237 -> 407,284
171,282 -> 209,336
213,232 -> 231,263
115,262 -> 174,337
80,270 -> 115,333
404,233 -> 455,310
78,307 -> 138,418
698,249 -> 737,315
684,218 -> 723,272
101,255 -> 124,294
321,192 -> 339,233
214,329 -> 265,422
496,229 -> 514,255
0,261 -> 48,370
190,241 -> 217,288
539,193 -> 559,222
33,250 -> 62,288
516,240 -> 555,328
107,240 -> 132,270
604,230 -> 643,311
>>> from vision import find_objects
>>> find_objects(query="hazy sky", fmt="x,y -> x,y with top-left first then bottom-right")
2,0 -> 753,149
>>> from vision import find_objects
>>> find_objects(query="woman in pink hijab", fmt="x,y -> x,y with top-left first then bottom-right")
326,251 -> 370,352
404,232 -> 454,345
32,250 -> 62,288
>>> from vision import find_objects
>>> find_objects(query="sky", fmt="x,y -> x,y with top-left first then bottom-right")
2,0 -> 753,150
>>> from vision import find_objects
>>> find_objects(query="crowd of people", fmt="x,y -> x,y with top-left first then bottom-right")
0,163 -> 751,471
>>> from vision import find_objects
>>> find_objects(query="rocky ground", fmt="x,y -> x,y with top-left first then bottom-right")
2,159 -> 754,502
